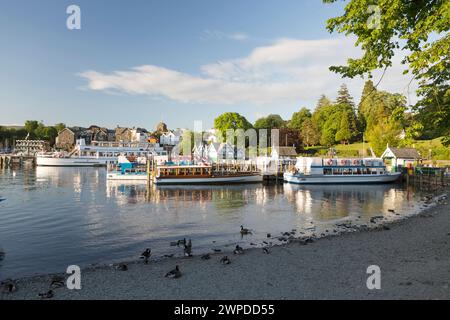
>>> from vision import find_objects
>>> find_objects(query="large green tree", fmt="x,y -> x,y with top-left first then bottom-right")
254,114 -> 286,130
214,112 -> 253,139
289,107 -> 312,130
300,118 -> 321,147
324,0 -> 450,144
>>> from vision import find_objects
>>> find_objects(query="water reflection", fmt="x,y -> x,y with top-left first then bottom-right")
0,167 -> 424,280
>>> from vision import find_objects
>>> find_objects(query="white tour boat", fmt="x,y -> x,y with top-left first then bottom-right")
106,155 -> 148,181
153,164 -> 263,185
284,157 -> 401,184
36,139 -> 167,167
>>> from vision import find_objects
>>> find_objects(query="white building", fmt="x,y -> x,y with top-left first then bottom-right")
130,129 -> 149,143
160,131 -> 181,146
381,146 -> 421,170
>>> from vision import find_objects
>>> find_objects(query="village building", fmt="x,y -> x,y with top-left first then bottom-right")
381,146 -> 421,170
55,127 -> 77,150
115,127 -> 133,143
130,128 -> 149,143
271,146 -> 298,161
86,125 -> 110,142
55,125 -> 115,150
160,131 -> 181,146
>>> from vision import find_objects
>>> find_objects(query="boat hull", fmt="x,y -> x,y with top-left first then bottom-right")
36,156 -> 112,167
154,174 -> 263,185
107,173 -> 148,181
283,172 -> 401,184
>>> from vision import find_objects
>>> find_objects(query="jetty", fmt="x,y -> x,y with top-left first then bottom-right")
0,154 -> 35,169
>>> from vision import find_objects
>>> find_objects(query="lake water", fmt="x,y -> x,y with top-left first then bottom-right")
0,167 -> 426,280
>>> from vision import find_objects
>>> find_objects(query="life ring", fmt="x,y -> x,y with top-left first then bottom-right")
353,160 -> 360,165
327,159 -> 333,166
340,159 -> 346,165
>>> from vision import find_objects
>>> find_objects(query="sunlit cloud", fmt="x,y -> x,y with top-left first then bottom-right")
80,37 -> 418,106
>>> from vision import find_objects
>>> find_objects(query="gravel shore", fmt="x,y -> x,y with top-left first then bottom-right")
2,191 -> 450,300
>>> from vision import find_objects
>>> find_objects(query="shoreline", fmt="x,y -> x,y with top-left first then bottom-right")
2,189 -> 450,300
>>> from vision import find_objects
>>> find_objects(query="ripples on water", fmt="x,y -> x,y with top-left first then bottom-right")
0,167 -> 424,279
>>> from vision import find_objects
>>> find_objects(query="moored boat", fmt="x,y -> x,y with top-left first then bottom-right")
153,164 -> 262,185
36,139 -> 167,167
107,155 -> 148,180
284,157 -> 401,184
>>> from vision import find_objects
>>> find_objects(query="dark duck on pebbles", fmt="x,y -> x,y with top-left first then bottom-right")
165,265 -> 182,279
115,263 -> 128,271
262,247 -> 270,254
39,290 -> 54,299
184,239 -> 193,257
50,275 -> 65,288
201,253 -> 211,260
220,256 -> 231,265
140,248 -> 151,264
1,279 -> 17,294
240,225 -> 252,235
233,245 -> 244,255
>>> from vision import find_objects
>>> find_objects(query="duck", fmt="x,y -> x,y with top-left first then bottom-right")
140,248 -> 151,264
115,263 -> 128,271
201,254 -> 211,260
184,244 -> 192,257
240,225 -> 252,235
1,279 -> 17,293
220,256 -> 231,265
262,247 -> 270,254
233,245 -> 244,255
38,290 -> 54,299
213,249 -> 222,253
165,265 -> 182,278
388,209 -> 396,213
50,275 -> 65,289
177,238 -> 187,246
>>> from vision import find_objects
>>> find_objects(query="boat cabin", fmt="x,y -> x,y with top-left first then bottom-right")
294,157 -> 387,176
156,165 -> 213,178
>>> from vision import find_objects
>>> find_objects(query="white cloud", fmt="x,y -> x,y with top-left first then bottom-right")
79,37 -> 417,107
200,30 -> 249,41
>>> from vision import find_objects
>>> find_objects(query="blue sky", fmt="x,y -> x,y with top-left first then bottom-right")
0,0 -> 414,130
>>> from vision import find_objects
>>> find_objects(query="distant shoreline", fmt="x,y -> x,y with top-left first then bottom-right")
3,187 -> 450,300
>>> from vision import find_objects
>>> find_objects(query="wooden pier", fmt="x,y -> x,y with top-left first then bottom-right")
0,155 -> 35,169
402,166 -> 449,188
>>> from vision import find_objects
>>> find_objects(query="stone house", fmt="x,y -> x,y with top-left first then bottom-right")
115,127 -> 133,142
55,127 -> 78,150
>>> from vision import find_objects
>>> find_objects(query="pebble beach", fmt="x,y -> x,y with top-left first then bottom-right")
2,189 -> 449,300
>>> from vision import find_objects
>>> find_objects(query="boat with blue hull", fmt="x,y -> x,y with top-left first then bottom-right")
107,155 -> 148,181
284,157 -> 401,185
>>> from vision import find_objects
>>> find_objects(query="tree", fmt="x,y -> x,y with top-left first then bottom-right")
320,113 -> 341,147
214,112 -> 253,139
300,119 -> 320,147
358,80 -> 377,131
54,123 -> 66,133
254,114 -> 286,130
24,120 -> 39,138
324,0 -> 450,145
336,84 -> 354,109
289,107 -> 312,130
312,95 -> 333,132
335,112 -> 352,144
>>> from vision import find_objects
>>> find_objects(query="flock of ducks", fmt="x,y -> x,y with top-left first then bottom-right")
0,224 -> 273,298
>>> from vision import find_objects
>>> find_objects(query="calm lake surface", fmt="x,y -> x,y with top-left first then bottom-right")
0,167 -> 426,279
